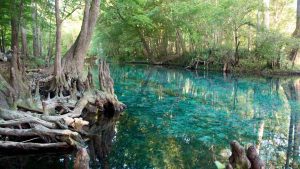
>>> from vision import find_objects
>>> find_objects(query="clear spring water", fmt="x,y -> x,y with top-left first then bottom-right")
108,64 -> 300,169
0,64 -> 299,169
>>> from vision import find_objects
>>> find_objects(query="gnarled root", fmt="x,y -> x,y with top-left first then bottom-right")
226,141 -> 265,169
1,60 -> 125,169
0,89 -> 126,151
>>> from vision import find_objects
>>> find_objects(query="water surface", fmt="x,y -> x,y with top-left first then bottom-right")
108,64 -> 300,169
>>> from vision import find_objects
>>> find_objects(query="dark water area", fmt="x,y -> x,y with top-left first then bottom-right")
1,64 -> 300,169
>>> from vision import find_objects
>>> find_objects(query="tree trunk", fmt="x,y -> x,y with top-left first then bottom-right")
0,27 -> 5,53
290,0 -> 300,66
139,30 -> 153,62
257,11 -> 261,32
294,0 -> 300,37
32,1 -> 40,57
233,25 -> 240,66
0,30 -> 3,53
263,0 -> 270,30
10,1 -> 29,100
19,0 -> 28,58
61,0 -> 100,81
21,27 -> 28,58
54,0 -> 62,78
176,29 -> 185,56
46,15 -> 53,67
47,41 -> 54,67
11,14 -> 19,54
38,27 -> 43,57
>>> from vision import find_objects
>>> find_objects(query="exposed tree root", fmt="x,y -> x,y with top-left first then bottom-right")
0,60 -> 126,168
226,140 -> 265,169
0,141 -> 69,150
0,89 -> 125,147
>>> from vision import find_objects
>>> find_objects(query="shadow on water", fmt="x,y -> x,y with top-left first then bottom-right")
0,64 -> 299,168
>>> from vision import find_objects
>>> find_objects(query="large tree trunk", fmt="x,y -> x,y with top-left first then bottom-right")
61,0 -> 100,81
10,0 -> 29,103
49,0 -> 68,94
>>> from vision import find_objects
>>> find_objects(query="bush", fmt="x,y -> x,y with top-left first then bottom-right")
254,31 -> 291,68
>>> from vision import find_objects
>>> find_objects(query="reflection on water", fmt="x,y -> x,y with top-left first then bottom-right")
0,64 -> 299,169
109,65 -> 300,169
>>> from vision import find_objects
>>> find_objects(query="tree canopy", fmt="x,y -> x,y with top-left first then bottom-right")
89,0 -> 300,72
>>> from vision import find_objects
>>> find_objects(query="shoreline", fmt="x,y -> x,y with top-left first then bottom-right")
113,61 -> 300,77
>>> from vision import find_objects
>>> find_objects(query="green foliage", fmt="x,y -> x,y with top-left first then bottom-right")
255,32 -> 285,60
24,56 -> 46,68
0,0 -> 298,71
90,0 -> 297,71
254,31 -> 299,68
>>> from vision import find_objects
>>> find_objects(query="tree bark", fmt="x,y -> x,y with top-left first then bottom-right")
98,60 -> 114,95
54,0 -> 62,78
11,11 -> 19,54
74,148 -> 90,169
21,27 -> 28,58
9,0 -> 29,101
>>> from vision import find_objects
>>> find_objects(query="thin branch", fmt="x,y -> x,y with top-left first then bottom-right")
62,4 -> 83,21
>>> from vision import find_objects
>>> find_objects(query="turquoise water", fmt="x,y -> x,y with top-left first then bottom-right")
0,64 -> 299,169
108,64 -> 300,169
